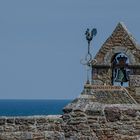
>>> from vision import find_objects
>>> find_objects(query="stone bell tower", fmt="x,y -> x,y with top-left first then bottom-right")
64,22 -> 140,111
91,22 -> 140,103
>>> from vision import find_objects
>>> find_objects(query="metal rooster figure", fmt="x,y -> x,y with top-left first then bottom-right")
85,28 -> 97,47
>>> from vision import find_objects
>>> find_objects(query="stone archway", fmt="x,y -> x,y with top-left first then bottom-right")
104,46 -> 136,65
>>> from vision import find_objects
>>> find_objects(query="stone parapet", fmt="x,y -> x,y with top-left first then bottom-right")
0,104 -> 139,140
63,104 -> 140,140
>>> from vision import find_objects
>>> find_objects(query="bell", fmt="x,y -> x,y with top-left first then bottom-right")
115,68 -> 128,82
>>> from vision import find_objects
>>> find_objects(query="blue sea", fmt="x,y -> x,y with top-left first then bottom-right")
0,100 -> 71,116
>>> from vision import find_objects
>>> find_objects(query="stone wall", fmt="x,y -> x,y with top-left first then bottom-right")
63,104 -> 140,140
0,115 -> 65,140
92,68 -> 112,85
0,104 -> 140,140
126,87 -> 140,104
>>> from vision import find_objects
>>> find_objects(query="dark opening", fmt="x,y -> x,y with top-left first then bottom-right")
111,52 -> 130,87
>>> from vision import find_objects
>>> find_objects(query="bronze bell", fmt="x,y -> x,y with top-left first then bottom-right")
115,68 -> 128,82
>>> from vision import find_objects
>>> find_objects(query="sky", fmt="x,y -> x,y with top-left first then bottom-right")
0,0 -> 140,99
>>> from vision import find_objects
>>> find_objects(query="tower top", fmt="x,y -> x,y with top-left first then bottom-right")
93,22 -> 138,66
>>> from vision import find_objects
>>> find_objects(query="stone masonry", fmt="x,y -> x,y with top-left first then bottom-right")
0,103 -> 139,140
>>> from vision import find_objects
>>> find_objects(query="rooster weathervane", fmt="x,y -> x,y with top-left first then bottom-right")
80,28 -> 97,84
81,28 -> 97,66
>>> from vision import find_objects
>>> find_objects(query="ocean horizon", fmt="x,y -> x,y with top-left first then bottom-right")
0,99 -> 72,116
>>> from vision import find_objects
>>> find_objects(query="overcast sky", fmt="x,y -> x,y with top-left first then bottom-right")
0,0 -> 140,99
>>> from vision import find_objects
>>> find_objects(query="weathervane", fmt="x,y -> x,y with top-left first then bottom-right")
81,28 -> 97,66
81,28 -> 97,84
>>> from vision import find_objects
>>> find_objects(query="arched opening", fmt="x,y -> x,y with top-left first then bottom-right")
111,52 -> 130,87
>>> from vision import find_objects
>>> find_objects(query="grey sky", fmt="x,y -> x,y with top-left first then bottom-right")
0,0 -> 140,99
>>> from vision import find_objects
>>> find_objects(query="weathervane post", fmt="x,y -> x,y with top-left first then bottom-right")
81,28 -> 97,84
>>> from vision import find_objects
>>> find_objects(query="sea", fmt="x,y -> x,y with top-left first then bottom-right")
0,100 -> 72,116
